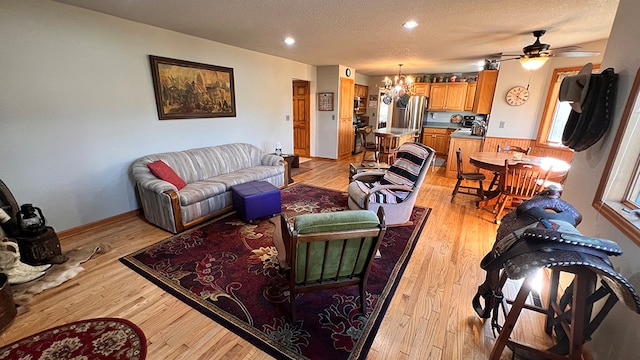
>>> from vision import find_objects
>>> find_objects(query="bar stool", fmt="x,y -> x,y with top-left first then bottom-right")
375,132 -> 397,164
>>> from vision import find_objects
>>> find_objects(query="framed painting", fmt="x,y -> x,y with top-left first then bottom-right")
149,55 -> 236,119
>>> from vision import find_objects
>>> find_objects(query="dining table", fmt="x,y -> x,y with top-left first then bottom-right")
468,151 -> 571,208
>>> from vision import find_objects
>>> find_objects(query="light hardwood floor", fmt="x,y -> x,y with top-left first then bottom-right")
0,155 -> 555,359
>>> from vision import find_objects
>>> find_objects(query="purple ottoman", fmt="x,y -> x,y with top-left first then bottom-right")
231,181 -> 281,222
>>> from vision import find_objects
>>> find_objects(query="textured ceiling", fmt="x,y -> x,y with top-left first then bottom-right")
52,0 -> 619,76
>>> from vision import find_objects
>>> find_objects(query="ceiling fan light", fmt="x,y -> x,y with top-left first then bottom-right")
520,56 -> 549,70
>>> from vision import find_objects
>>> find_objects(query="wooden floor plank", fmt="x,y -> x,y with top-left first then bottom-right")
0,154 -> 557,359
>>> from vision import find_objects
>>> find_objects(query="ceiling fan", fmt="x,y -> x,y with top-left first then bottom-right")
497,30 -> 601,70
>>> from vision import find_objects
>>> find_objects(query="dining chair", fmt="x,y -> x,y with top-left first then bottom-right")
375,132 -> 398,164
359,126 -> 378,163
278,208 -> 387,321
451,148 -> 486,202
493,160 -> 551,224
488,145 -> 533,190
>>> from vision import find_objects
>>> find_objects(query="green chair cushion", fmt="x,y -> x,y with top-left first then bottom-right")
293,210 -> 380,283
294,210 -> 380,234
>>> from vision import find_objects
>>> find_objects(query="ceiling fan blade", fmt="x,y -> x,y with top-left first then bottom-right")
550,45 -> 582,53
554,50 -> 602,57
499,57 -> 521,61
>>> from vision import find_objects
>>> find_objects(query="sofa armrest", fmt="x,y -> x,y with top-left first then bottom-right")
261,153 -> 284,166
135,180 -> 182,233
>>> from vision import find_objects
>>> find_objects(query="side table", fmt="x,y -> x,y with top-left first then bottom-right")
272,153 -> 299,183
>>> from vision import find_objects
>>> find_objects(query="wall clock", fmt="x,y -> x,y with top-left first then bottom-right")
505,86 -> 530,106
345,68 -> 351,77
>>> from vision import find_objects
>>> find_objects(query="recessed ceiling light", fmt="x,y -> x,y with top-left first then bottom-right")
403,21 -> 418,29
284,37 -> 296,45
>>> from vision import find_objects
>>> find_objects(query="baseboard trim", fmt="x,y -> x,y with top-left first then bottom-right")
57,209 -> 141,239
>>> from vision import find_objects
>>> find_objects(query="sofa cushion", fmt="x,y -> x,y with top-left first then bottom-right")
147,160 -> 187,190
178,180 -> 227,206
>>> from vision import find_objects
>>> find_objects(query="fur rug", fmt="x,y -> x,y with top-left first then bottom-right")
11,242 -> 111,314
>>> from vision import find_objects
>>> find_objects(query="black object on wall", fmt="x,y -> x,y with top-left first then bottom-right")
560,66 -> 618,152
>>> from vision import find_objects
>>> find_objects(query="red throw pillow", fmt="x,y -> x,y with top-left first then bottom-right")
147,160 -> 187,190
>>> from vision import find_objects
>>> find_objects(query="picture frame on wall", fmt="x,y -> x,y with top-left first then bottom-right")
318,92 -> 334,111
149,55 -> 236,119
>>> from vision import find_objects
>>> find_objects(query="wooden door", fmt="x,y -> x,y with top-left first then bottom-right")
338,77 -> 355,158
292,80 -> 310,157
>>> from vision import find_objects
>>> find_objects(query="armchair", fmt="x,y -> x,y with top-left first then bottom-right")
347,142 -> 435,225
278,208 -> 387,320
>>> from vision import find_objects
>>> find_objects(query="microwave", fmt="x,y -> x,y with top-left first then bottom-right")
461,116 -> 475,128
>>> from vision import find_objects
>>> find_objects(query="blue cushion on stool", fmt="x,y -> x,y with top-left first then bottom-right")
231,181 -> 281,222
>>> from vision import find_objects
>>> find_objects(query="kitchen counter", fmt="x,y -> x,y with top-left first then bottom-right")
375,127 -> 417,136
449,128 -> 484,140
423,122 -> 462,129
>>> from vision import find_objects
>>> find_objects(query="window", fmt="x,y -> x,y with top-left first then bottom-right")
595,66 -> 640,245
537,65 -> 601,146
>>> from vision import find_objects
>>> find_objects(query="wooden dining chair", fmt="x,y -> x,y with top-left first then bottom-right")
359,126 -> 378,163
375,132 -> 398,164
451,148 -> 486,202
493,160 -> 551,224
488,145 -> 533,191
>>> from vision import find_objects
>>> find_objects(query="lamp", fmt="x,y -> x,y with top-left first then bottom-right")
520,56 -> 549,71
381,64 -> 413,99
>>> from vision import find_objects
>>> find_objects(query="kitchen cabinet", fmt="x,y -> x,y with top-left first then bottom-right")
421,127 -> 453,156
472,70 -> 498,114
464,82 -> 477,111
428,82 -> 468,111
445,137 -> 482,178
339,77 -> 355,158
411,82 -> 431,96
354,84 -> 368,114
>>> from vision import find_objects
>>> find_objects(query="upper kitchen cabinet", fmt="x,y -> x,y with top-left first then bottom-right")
411,82 -> 431,96
464,82 -> 477,111
428,82 -> 468,111
472,70 -> 498,114
354,84 -> 368,114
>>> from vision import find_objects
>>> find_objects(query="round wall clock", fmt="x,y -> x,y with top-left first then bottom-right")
505,86 -> 530,106
345,68 -> 351,77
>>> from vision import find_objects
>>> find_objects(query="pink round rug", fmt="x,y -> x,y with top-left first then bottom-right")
0,318 -> 146,359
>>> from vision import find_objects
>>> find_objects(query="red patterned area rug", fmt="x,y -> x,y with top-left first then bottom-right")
120,184 -> 430,360
0,318 -> 146,359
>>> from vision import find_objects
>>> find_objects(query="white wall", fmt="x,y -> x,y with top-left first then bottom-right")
487,41 -> 606,139
562,0 -> 640,357
0,1 -> 316,231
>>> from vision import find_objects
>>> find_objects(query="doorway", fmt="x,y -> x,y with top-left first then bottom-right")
292,80 -> 310,157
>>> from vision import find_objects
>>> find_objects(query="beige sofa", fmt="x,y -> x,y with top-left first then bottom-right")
131,143 -> 286,233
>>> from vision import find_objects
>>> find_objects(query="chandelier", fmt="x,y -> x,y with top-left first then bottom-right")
381,64 -> 413,100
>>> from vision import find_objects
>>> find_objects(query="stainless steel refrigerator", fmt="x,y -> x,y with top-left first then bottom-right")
392,95 -> 427,130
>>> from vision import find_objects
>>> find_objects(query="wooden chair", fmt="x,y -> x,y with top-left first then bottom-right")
375,132 -> 398,164
359,126 -> 378,163
278,208 -> 387,321
488,145 -> 533,190
451,148 -> 486,202
493,160 -> 551,224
